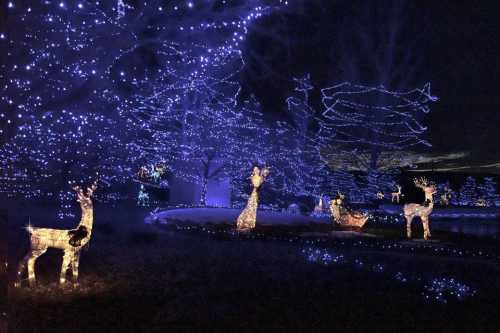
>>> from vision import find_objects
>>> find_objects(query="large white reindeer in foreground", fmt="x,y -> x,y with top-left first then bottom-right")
15,178 -> 98,287
403,177 -> 436,240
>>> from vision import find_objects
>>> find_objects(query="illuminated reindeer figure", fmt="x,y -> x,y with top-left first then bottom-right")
15,178 -> 98,287
329,192 -> 369,228
403,177 -> 436,240
391,185 -> 402,203
236,166 -> 269,231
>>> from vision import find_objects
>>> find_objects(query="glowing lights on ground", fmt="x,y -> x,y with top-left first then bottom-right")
302,248 -> 345,265
422,277 -> 476,304
301,247 -> 477,303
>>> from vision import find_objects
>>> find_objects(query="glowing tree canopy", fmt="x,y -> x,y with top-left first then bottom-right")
319,83 -> 438,168
1,0 -> 289,199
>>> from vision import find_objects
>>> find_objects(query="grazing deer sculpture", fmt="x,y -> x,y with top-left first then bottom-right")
391,185 -> 402,203
15,178 -> 98,287
403,177 -> 436,240
329,192 -> 369,228
236,166 -> 269,231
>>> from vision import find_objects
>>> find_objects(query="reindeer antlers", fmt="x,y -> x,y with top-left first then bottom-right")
71,174 -> 99,198
414,177 -> 429,188
414,177 -> 436,191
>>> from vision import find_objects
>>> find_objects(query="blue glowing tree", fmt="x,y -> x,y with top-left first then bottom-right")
1,0 -> 288,201
478,177 -> 499,207
458,176 -> 479,206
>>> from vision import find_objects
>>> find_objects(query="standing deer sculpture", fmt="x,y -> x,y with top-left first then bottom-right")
236,166 -> 269,231
403,177 -> 436,240
391,185 -> 402,203
15,178 -> 98,287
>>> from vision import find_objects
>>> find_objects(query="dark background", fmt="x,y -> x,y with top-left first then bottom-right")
240,0 -> 499,170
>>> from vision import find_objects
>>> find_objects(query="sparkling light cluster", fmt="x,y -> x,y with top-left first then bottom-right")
301,247 -> 477,303
302,247 -> 345,265
422,277 -> 477,304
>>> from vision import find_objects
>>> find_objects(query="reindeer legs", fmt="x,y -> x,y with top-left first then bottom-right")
60,251 -> 75,285
71,252 -> 81,285
15,251 -> 31,287
422,217 -> 431,240
16,247 -> 48,287
405,215 -> 413,239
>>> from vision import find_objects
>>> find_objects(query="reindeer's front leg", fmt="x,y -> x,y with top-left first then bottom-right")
422,217 -> 431,240
405,215 -> 413,238
60,251 -> 74,285
71,252 -> 81,286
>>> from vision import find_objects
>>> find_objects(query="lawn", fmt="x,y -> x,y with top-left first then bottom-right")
5,202 -> 500,332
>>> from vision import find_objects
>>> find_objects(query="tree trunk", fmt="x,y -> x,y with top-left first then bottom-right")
200,177 -> 208,206
370,150 -> 380,171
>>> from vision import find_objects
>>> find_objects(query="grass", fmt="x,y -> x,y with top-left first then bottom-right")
4,203 -> 500,332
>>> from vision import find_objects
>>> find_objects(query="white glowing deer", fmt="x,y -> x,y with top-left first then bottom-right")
15,178 -> 98,287
403,177 -> 436,240
391,185 -> 402,203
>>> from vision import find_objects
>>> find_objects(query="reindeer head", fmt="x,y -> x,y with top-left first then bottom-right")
72,177 -> 99,209
331,192 -> 345,206
260,167 -> 270,177
414,177 -> 437,196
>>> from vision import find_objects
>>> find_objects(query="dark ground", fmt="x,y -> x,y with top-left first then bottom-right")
2,201 -> 500,333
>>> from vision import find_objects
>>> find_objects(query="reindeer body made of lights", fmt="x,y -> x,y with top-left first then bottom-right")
391,185 -> 402,203
15,179 -> 98,287
403,177 -> 436,240
329,193 -> 369,228
236,166 -> 269,231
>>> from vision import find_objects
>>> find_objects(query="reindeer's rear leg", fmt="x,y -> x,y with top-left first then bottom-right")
16,247 -> 48,287
15,251 -> 32,287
